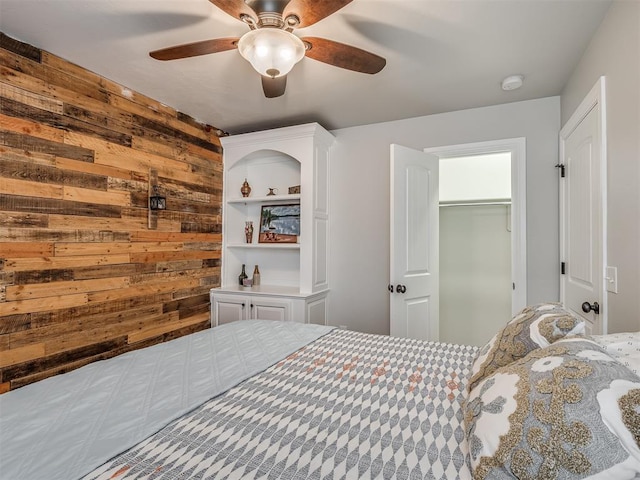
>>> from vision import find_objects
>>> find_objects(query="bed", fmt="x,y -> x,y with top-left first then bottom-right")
1,305 -> 639,480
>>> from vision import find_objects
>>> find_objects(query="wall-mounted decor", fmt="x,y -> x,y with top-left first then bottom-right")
288,185 -> 301,194
149,185 -> 166,211
148,168 -> 164,229
259,204 -> 300,243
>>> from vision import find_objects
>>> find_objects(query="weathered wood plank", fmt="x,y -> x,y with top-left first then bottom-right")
0,227 -> 130,243
3,254 -> 131,272
0,314 -> 31,335
0,176 -> 64,199
1,338 -> 128,382
30,294 -> 172,328
0,33 -> 41,63
0,95 -> 132,146
87,278 -> 200,304
0,343 -> 45,368
0,293 -> 88,316
62,186 -> 131,207
0,211 -> 48,228
0,81 -> 64,114
127,311 -> 206,344
6,276 -> 130,301
129,249 -> 221,264
0,130 -> 94,162
54,156 -> 142,182
0,157 -> 108,191
0,304 -> 164,351
180,222 -> 223,234
0,242 -> 54,258
54,241 -> 185,257
0,111 -> 65,143
0,194 -> 121,217
48,214 -> 146,232
130,231 -> 221,242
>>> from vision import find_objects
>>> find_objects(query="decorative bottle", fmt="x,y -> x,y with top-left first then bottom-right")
240,179 -> 251,198
252,265 -> 260,286
244,221 -> 254,243
238,264 -> 248,286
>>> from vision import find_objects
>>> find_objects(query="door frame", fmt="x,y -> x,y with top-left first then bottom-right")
424,138 -> 527,314
559,76 -> 607,334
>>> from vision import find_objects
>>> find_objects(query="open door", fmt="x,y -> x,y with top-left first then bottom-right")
390,144 -> 439,340
559,77 -> 607,334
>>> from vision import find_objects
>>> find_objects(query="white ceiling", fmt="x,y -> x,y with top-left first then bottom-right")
1,0 -> 611,135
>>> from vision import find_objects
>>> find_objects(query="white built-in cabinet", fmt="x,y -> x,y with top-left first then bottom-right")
210,123 -> 334,326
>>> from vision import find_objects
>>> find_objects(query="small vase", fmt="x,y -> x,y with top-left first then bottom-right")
240,179 -> 251,198
244,221 -> 254,243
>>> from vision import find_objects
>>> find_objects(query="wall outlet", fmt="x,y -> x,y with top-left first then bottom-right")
605,266 -> 618,294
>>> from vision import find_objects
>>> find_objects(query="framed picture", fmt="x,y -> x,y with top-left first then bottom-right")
259,204 -> 300,243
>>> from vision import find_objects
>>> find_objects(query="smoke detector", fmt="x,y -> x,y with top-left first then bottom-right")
501,75 -> 524,91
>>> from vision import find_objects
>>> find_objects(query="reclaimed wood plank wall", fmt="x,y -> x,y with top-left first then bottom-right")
0,33 -> 223,393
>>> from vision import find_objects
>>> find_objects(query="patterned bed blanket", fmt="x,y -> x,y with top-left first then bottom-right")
85,328 -> 479,480
0,320 -> 333,480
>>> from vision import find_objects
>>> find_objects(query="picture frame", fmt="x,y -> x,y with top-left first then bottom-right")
259,204 -> 300,243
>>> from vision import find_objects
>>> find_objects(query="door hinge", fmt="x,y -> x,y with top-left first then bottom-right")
555,163 -> 566,178
561,262 -> 566,275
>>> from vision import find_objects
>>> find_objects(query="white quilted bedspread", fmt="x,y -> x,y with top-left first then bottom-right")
0,321 -> 333,480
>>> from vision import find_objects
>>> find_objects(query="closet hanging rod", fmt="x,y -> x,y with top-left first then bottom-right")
439,199 -> 511,208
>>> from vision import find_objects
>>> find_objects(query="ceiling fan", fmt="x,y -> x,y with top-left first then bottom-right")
149,0 -> 386,98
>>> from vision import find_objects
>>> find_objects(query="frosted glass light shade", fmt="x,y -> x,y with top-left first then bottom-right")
238,29 -> 305,78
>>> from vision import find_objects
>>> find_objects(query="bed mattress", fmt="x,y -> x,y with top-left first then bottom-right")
84,327 -> 479,480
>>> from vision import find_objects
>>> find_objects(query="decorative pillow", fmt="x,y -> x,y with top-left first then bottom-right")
464,338 -> 640,479
468,303 -> 584,391
592,331 -> 640,375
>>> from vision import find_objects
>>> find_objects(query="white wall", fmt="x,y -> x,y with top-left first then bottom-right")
440,204 -> 512,347
328,97 -> 560,335
560,1 -> 640,334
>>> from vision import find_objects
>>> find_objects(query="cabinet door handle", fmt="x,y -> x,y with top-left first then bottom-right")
250,303 -> 254,308
241,302 -> 245,309
388,284 -> 394,293
396,284 -> 407,294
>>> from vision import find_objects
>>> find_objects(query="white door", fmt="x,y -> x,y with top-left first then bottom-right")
559,77 -> 606,334
390,144 -> 439,340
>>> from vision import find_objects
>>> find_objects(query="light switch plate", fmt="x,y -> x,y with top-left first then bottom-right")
605,266 -> 618,293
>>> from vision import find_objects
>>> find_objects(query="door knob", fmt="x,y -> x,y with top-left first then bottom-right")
388,284 -> 394,293
581,301 -> 600,314
396,284 -> 407,294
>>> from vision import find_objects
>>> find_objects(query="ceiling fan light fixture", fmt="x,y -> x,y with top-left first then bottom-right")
238,28 -> 305,78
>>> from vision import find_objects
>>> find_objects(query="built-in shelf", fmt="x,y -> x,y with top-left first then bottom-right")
227,194 -> 300,204
227,243 -> 301,250
216,284 -> 317,297
214,123 -> 334,326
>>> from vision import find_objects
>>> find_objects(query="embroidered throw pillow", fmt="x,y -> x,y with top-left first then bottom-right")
468,303 -> 584,391
464,338 -> 640,479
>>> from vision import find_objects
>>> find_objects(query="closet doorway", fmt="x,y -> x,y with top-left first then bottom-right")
424,139 -> 526,346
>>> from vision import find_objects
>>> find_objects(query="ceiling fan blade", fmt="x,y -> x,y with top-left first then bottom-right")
261,75 -> 287,98
150,38 -> 239,61
208,0 -> 257,22
284,0 -> 353,28
302,37 -> 386,74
